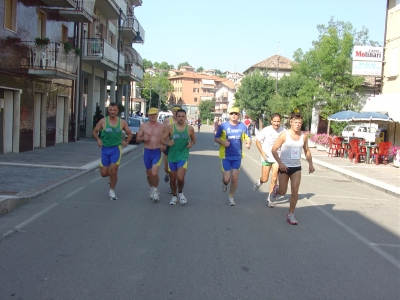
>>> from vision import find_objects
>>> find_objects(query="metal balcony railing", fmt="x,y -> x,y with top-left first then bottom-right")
122,16 -> 146,43
82,38 -> 124,68
25,41 -> 78,74
75,0 -> 95,16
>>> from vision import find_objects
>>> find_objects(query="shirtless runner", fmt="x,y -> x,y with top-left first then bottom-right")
136,107 -> 167,202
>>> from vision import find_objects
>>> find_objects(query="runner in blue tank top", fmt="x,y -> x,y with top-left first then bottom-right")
215,107 -> 252,206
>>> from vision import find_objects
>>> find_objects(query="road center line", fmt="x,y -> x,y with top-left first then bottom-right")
65,186 -> 85,198
307,199 -> 400,270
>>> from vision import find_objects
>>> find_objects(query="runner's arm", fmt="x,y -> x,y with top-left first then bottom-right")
187,126 -> 196,148
303,135 -> 315,174
160,125 -> 172,146
135,124 -> 145,143
121,120 -> 133,145
272,132 -> 287,171
92,118 -> 105,147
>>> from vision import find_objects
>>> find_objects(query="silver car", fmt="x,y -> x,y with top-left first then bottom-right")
125,117 -> 143,143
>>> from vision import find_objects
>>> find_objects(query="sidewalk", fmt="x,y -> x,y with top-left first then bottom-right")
0,138 -> 138,216
0,136 -> 399,216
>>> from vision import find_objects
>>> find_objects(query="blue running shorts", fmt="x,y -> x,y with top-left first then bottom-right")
221,158 -> 241,172
168,160 -> 188,171
101,146 -> 122,167
143,148 -> 162,170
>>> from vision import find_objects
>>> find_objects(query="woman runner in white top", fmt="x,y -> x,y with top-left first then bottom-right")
271,113 -> 315,225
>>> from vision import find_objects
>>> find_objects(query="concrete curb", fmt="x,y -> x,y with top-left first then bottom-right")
302,155 -> 400,197
0,145 -> 139,217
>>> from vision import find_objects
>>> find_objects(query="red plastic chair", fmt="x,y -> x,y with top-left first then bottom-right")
328,137 -> 342,158
348,139 -> 366,163
375,142 -> 392,165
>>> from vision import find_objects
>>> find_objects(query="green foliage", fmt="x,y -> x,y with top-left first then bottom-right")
177,62 -> 190,70
330,121 -> 347,136
289,18 -> 374,124
139,73 -> 174,111
198,99 -> 215,122
35,37 -> 50,47
143,58 -> 153,70
74,47 -> 81,57
62,41 -> 73,53
154,61 -> 174,70
196,66 -> 204,72
235,72 -> 276,120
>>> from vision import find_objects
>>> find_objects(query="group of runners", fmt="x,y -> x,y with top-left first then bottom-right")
92,104 -> 315,225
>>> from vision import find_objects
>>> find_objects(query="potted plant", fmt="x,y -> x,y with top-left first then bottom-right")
390,146 -> 400,168
62,41 -> 73,54
304,132 -> 316,147
35,37 -> 50,47
314,133 -> 330,150
74,47 -> 81,57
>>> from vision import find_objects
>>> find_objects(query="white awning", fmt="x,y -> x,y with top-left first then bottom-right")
361,93 -> 400,122
202,79 -> 214,85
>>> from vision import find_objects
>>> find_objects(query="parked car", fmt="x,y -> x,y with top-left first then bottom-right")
124,117 -> 143,143
341,124 -> 378,143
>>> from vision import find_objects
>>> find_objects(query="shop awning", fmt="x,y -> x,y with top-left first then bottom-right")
361,93 -> 400,122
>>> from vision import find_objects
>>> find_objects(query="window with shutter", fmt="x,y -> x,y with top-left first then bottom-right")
4,0 -> 16,32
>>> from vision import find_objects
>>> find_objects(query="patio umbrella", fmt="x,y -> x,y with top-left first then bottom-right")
352,111 -> 392,122
327,110 -> 359,121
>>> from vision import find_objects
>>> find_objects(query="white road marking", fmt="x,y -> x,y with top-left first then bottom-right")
65,186 -> 85,198
307,199 -> 400,270
2,203 -> 58,239
370,243 -> 400,248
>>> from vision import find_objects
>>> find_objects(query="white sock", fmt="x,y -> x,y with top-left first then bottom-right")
257,179 -> 262,186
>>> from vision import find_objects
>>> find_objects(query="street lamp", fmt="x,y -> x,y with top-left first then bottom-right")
116,9 -> 144,106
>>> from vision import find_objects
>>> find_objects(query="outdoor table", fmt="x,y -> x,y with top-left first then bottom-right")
341,142 -> 350,158
365,145 -> 376,164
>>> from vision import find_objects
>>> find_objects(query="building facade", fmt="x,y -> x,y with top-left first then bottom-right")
168,73 -> 223,119
214,80 -> 236,121
0,0 -> 145,154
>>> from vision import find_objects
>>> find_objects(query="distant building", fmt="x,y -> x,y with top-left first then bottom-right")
243,55 -> 294,79
214,80 -> 236,121
201,69 -> 216,76
179,65 -> 195,73
224,71 -> 244,83
168,73 -> 223,119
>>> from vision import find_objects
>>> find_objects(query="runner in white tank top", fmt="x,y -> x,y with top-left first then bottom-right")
271,113 -> 315,225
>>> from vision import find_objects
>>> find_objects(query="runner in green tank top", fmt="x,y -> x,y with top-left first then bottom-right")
93,102 -> 132,200
161,109 -> 196,205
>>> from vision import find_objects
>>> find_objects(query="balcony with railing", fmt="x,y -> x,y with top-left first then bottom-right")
120,63 -> 143,82
40,0 -> 76,7
59,0 -> 95,23
120,16 -> 146,43
82,38 -> 124,71
216,95 -> 228,103
96,0 -> 127,20
20,41 -> 78,80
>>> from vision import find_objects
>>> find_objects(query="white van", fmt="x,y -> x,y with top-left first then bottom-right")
158,111 -> 173,122
341,123 -> 378,143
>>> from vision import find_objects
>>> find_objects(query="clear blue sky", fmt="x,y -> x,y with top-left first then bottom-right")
134,0 -> 387,73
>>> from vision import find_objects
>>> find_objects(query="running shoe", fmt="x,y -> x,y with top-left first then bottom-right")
228,196 -> 235,206
178,193 -> 187,205
287,214 -> 298,225
169,196 -> 177,205
168,187 -> 172,194
267,199 -> 275,208
253,180 -> 261,191
164,173 -> 169,183
109,190 -> 118,201
222,183 -> 228,193
151,190 -> 159,202
270,184 -> 279,201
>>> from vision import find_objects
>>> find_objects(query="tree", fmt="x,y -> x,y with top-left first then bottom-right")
196,66 -> 204,72
177,62 -> 190,70
291,18 -> 377,121
142,58 -> 153,70
198,99 -> 215,122
139,73 -> 174,112
154,61 -> 174,70
235,72 -> 276,122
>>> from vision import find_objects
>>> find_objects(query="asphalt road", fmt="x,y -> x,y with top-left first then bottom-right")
1,127 -> 399,300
